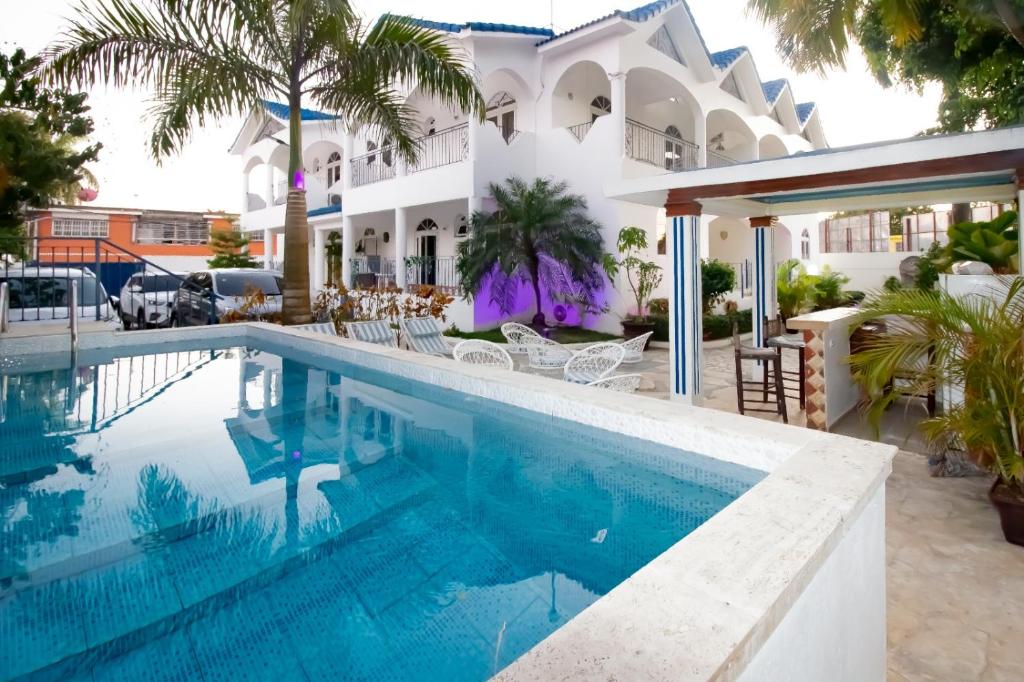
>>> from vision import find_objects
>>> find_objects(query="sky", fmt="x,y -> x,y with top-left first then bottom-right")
3,0 -> 943,214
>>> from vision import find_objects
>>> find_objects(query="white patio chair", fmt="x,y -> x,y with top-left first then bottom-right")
619,331 -> 653,364
452,339 -> 514,370
586,373 -> 643,393
399,317 -> 455,356
500,322 -> 543,354
563,343 -> 625,384
344,320 -> 398,348
288,322 -> 338,336
523,336 -> 576,371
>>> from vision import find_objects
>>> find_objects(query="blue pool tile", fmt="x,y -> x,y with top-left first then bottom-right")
0,578 -> 87,678
187,591 -> 309,682
330,528 -> 429,615
87,629 -> 202,682
350,456 -> 435,509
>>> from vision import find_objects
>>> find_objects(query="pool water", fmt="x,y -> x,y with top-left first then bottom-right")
0,344 -> 762,681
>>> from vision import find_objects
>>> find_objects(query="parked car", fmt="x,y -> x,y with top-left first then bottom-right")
172,269 -> 284,326
119,272 -> 187,329
0,266 -> 119,328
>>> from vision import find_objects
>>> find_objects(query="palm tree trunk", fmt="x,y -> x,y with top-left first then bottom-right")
993,0 -> 1024,49
528,257 -> 545,327
282,99 -> 311,324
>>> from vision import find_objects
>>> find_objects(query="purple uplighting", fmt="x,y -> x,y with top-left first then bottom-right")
291,450 -> 302,460
293,169 -> 305,191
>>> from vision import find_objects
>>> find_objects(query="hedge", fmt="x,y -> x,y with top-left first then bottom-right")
650,309 -> 752,342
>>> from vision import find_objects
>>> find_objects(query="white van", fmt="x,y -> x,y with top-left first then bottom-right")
1,266 -> 119,327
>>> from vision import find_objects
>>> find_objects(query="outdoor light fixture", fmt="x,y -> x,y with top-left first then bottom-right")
293,170 -> 305,190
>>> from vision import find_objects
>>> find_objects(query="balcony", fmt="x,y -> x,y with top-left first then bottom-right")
350,123 -> 470,188
349,255 -> 460,293
625,119 -> 700,172
707,150 -> 738,168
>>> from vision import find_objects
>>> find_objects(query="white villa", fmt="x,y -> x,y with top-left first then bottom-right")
231,0 -> 827,332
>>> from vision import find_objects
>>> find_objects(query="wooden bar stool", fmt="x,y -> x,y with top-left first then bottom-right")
733,321 -> 787,423
764,315 -> 806,409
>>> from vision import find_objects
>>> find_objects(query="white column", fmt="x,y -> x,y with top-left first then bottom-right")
695,113 -> 707,168
313,228 -> 326,291
342,132 -> 354,190
341,216 -> 354,288
468,196 -> 483,216
752,218 -> 778,351
262,227 -> 273,269
395,207 -> 408,290
668,211 -> 703,403
609,72 -> 627,158
264,164 -> 275,206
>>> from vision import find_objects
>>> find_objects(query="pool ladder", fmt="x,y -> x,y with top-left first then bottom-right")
0,281 -> 8,333
69,280 -> 79,354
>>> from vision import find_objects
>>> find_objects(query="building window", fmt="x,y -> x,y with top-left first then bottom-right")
800,229 -> 811,260
325,151 -> 342,186
590,95 -> 611,122
416,218 -> 438,232
365,140 -> 378,164
454,214 -> 468,238
134,218 -> 210,245
486,91 -> 517,142
52,217 -> 108,238
647,26 -> 685,65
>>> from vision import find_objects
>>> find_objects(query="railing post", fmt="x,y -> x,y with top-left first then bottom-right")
0,281 -> 8,333
93,238 -> 102,320
69,280 -> 79,352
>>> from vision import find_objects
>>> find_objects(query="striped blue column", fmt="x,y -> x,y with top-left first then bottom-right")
669,214 -> 702,402
753,225 -> 776,350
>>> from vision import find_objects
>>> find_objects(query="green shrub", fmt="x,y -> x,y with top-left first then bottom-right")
882,276 -> 903,292
914,242 -> 942,290
649,308 -> 751,341
648,297 -> 668,316
809,266 -> 851,310
844,290 -> 866,305
651,314 -> 670,342
941,210 -> 1019,274
701,259 -> 735,313
776,259 -> 813,319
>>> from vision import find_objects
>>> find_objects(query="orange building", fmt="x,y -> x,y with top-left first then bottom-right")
28,205 -> 275,273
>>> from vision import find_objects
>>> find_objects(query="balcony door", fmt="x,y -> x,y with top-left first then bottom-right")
664,125 -> 684,171
415,219 -> 438,285
486,91 -> 516,143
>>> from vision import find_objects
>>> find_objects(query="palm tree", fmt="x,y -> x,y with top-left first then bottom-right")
42,0 -> 484,324
849,278 -> 1024,490
456,176 -> 606,328
749,0 -> 1024,73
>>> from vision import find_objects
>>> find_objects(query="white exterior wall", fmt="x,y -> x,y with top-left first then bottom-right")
231,5 -> 828,331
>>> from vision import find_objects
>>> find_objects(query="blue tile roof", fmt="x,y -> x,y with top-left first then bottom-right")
536,0 -> 687,47
308,204 -> 342,217
398,15 -> 554,37
710,46 -> 748,69
263,100 -> 336,122
796,102 -> 816,124
761,79 -> 788,105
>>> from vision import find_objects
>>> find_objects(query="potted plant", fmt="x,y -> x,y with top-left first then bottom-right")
603,226 -> 662,344
849,277 -> 1024,546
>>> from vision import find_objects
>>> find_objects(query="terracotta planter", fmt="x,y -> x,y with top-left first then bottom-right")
989,480 -> 1024,547
621,319 -> 655,348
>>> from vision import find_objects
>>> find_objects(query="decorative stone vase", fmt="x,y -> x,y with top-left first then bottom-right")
989,480 -> 1024,547
621,319 -> 655,348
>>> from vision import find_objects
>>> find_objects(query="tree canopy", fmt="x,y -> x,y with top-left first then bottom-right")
207,227 -> 260,268
0,47 -> 100,248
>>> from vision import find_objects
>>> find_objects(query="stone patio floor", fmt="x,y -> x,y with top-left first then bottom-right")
518,343 -> 1024,680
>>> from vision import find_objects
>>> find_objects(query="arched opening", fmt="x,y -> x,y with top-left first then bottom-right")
243,156 -> 267,211
454,214 -> 468,239
800,228 -> 811,260
758,134 -> 789,161
624,66 -> 701,170
267,144 -> 291,205
551,61 -> 610,137
482,67 -> 534,141
705,109 -> 757,166
326,151 -> 342,186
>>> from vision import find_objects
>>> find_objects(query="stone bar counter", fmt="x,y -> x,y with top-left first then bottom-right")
786,307 -> 862,431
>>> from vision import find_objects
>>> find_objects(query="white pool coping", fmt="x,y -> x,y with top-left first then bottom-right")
0,323 -> 895,680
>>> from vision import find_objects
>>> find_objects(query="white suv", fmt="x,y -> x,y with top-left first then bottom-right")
0,266 -> 118,327
119,272 -> 186,329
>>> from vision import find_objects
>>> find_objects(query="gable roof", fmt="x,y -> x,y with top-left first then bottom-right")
709,46 -> 748,69
262,100 -> 336,122
760,79 -> 788,106
796,102 -> 817,124
536,0 -> 696,48
389,15 -> 554,37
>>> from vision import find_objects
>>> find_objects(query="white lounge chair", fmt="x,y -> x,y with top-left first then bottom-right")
399,317 -> 456,356
452,339 -> 514,370
500,322 -> 543,354
523,337 -> 576,371
344,320 -> 398,347
563,343 -> 625,384
587,373 -> 643,393
619,331 -> 653,364
288,322 -> 338,336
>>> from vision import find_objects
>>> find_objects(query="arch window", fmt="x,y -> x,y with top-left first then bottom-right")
325,151 -> 342,186
416,218 -> 439,232
365,141 -> 378,165
454,214 -> 468,238
424,117 -> 437,136
486,91 -> 517,142
800,228 -> 811,260
590,95 -> 611,122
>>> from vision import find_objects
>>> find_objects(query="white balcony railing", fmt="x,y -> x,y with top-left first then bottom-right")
707,150 -> 737,168
350,123 -> 470,187
625,119 -> 700,172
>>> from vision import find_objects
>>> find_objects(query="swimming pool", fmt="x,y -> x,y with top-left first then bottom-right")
0,341 -> 763,681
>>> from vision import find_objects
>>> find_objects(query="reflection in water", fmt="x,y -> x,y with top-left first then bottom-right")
1,346 -> 760,681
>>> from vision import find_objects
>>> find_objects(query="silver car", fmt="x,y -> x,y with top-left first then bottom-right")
173,269 -> 284,326
0,266 -> 118,328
